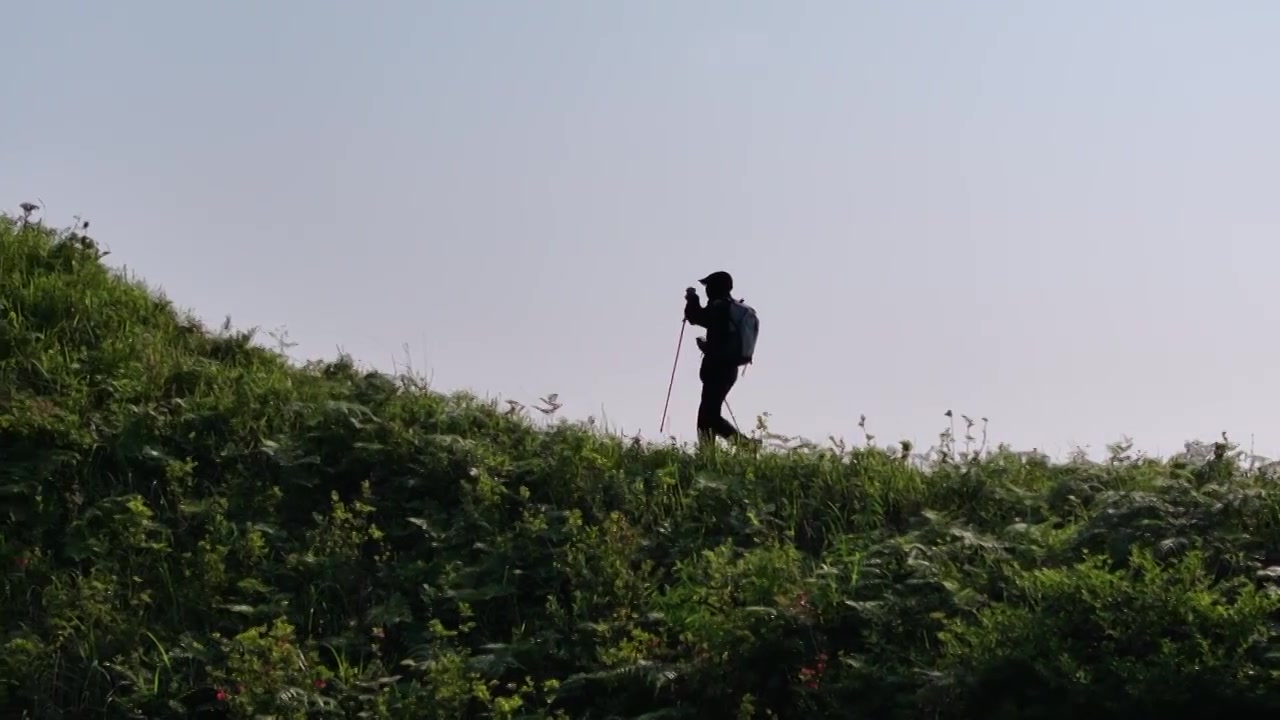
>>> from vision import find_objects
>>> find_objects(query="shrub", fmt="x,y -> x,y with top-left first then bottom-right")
5,212 -> 1280,718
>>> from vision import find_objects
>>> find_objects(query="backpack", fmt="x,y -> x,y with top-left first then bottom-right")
726,299 -> 759,366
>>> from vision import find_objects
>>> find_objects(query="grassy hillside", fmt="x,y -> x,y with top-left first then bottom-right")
5,212 -> 1280,719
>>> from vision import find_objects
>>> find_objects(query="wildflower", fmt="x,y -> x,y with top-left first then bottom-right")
798,652 -> 829,690
15,557 -> 28,570
215,688 -> 228,702
313,679 -> 327,689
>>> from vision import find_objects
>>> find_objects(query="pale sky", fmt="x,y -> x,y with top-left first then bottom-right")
4,1 -> 1280,459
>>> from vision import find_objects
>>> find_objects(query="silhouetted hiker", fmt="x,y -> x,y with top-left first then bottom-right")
683,270 -> 759,444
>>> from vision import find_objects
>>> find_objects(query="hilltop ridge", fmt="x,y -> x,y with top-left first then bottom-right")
4,212 -> 1280,719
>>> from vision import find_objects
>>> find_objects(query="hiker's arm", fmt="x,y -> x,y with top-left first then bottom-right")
684,291 -> 710,326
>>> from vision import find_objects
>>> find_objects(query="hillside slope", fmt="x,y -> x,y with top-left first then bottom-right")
4,213 -> 1280,719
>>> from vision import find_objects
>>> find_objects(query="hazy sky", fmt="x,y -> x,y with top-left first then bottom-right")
5,1 -> 1280,459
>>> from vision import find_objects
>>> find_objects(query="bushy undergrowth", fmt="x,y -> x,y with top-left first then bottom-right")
5,212 -> 1280,719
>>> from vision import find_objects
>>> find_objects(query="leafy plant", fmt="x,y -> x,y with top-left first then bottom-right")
5,210 -> 1280,718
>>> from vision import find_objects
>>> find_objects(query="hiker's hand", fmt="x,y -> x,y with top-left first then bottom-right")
685,287 -> 698,301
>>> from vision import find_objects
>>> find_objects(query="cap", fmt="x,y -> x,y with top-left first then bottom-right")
698,270 -> 733,291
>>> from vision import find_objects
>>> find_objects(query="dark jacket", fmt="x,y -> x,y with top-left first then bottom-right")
684,295 -> 737,366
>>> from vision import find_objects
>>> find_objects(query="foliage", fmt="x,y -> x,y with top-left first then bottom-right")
5,211 -> 1280,718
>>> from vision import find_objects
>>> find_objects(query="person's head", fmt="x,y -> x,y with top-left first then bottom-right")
699,270 -> 734,299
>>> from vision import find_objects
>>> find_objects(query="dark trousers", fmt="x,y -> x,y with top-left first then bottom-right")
698,361 -> 743,441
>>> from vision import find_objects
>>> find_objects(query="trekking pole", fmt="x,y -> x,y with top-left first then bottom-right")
658,319 -> 686,434
723,366 -> 744,431
723,398 -> 740,431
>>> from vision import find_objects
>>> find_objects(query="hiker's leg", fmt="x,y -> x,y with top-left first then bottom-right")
696,363 -> 724,441
713,372 -> 741,439
701,364 -> 742,440
697,379 -> 723,441
713,414 -> 741,439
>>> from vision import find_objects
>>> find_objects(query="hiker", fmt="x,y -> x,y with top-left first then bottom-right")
683,270 -> 758,444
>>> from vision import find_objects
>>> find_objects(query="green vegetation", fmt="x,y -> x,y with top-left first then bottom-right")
5,210 -> 1280,719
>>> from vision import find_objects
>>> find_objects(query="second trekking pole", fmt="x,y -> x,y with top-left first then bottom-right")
658,319 -> 686,434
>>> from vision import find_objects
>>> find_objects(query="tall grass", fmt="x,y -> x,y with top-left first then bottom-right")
4,211 -> 1280,718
